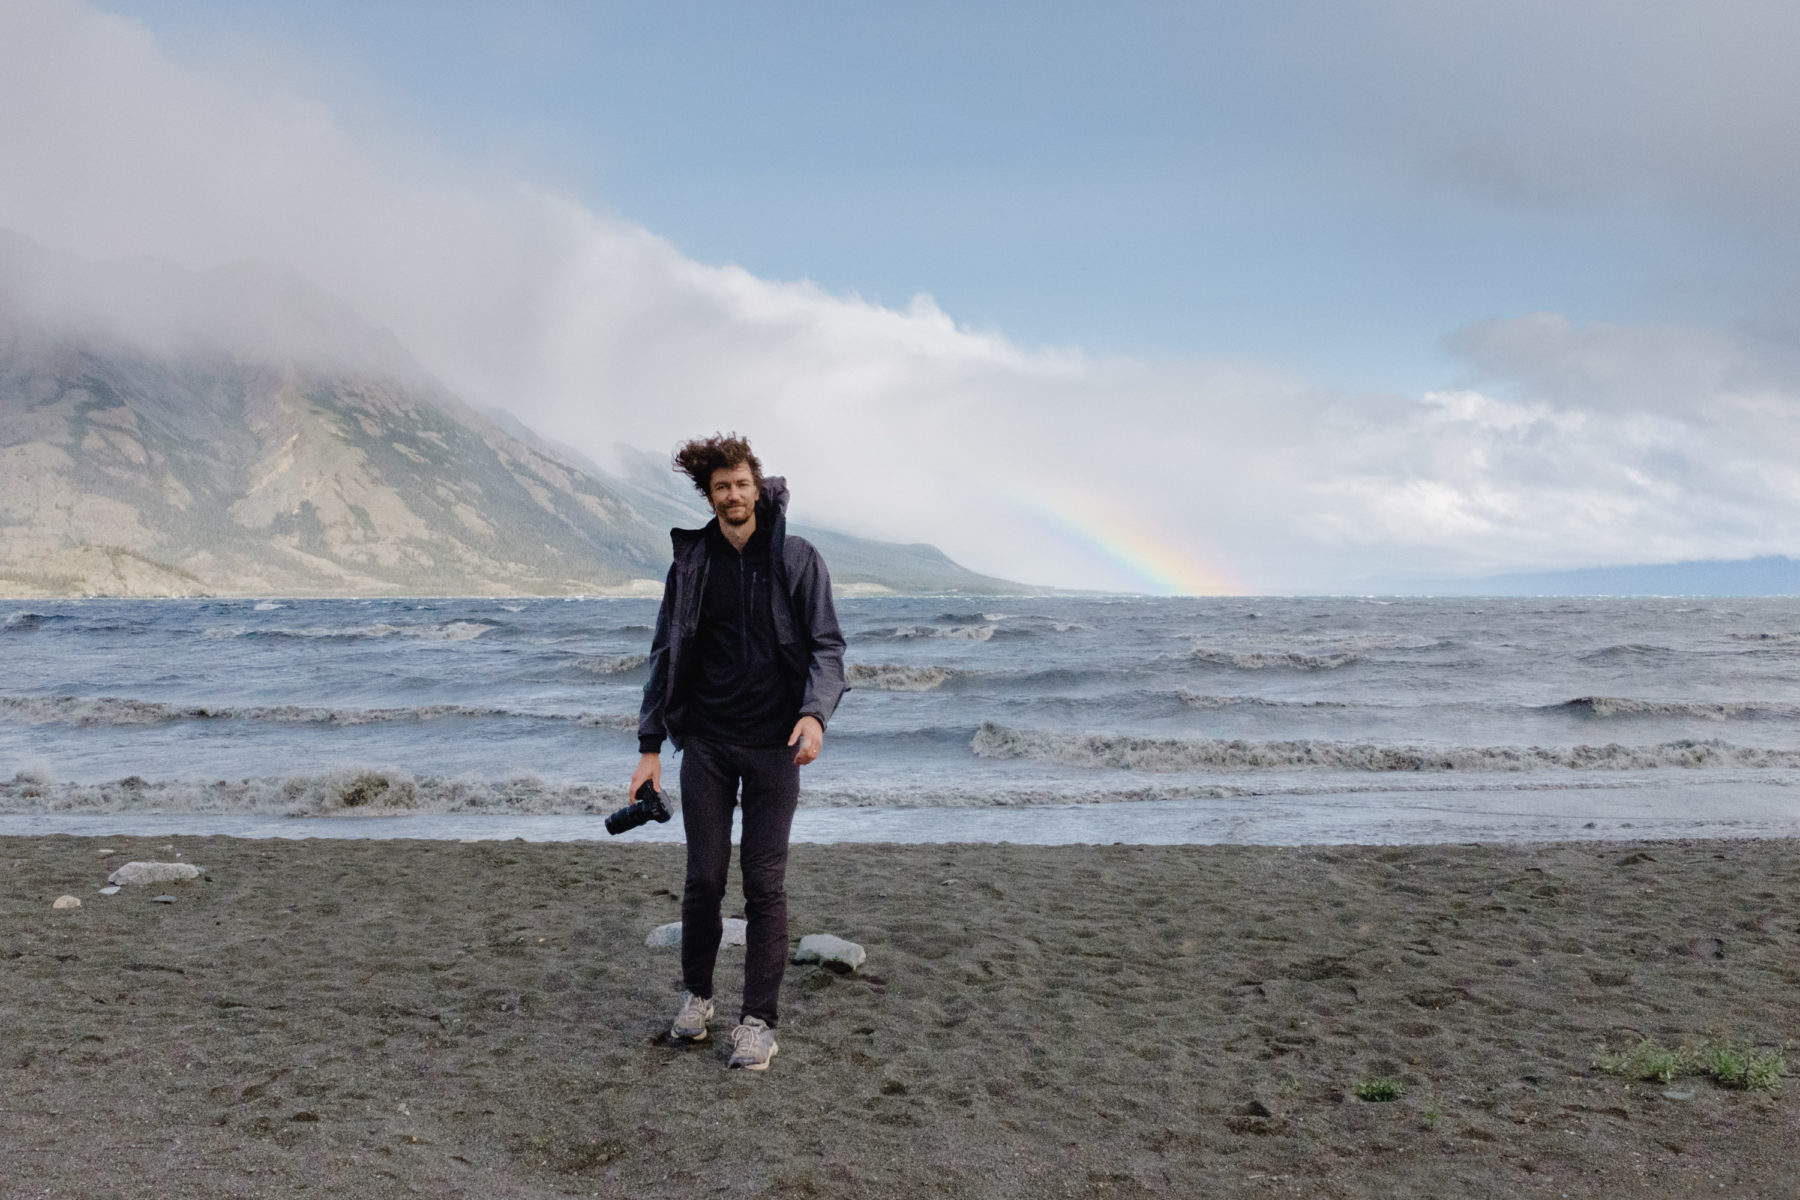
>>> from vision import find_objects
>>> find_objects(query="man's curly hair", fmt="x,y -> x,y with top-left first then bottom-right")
673,432 -> 764,499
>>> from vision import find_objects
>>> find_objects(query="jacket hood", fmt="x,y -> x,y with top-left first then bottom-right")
760,475 -> 790,518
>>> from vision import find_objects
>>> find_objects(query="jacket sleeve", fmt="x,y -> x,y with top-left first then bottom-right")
790,541 -> 848,728
636,564 -> 677,753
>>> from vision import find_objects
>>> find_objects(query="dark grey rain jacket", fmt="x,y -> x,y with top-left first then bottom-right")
637,477 -> 848,752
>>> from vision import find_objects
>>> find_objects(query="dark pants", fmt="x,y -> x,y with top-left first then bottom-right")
678,736 -> 801,1026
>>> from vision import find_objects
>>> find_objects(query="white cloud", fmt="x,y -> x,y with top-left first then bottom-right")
4,1 -> 1800,591
1306,314 -> 1800,578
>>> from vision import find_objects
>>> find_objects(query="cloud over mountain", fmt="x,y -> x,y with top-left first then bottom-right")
3,1 -> 1799,592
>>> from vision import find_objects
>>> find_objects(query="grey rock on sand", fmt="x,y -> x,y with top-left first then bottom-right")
794,933 -> 866,973
52,895 -> 81,909
108,862 -> 202,886
99,886 -> 121,896
646,918 -> 747,949
151,894 -> 177,904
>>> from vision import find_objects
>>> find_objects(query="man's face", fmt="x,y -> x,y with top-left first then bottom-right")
708,464 -> 759,527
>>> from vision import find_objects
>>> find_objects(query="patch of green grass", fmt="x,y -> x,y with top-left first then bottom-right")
1595,1038 -> 1785,1091
1701,1042 -> 1785,1091
1594,1040 -> 1693,1085
1354,1077 -> 1403,1102
1420,1103 -> 1441,1129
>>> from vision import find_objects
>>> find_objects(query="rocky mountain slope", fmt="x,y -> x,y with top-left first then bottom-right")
0,232 -> 1023,597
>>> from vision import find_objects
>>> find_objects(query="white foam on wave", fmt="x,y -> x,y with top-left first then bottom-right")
1178,691 -> 1346,710
252,601 -> 285,611
0,694 -> 636,730
202,620 -> 496,641
573,654 -> 649,675
1558,696 -> 1800,721
846,664 -> 958,691
970,721 -> 1800,773
0,768 -> 633,816
885,624 -> 996,642
1191,648 -> 1360,670
5,764 -> 1789,822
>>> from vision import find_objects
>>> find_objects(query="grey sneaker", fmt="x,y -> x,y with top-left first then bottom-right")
728,1017 -> 778,1070
670,990 -> 714,1041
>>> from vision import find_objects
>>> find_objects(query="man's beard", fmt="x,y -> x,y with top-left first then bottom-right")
719,502 -> 753,526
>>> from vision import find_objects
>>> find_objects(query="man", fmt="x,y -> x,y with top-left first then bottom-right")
631,433 -> 848,1071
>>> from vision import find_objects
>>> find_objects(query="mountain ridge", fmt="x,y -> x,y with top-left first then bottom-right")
0,232 -> 1029,598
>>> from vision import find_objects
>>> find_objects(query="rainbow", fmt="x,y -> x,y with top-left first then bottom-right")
1017,489 -> 1244,595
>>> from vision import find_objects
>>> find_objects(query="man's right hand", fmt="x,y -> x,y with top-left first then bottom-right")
629,752 -> 662,798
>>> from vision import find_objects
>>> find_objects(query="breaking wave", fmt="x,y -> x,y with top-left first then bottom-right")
2,612 -> 47,632
861,623 -> 997,642
1578,643 -> 1677,663
1555,696 -> 1800,721
0,768 -> 1255,815
573,654 -> 649,675
0,695 -> 635,730
0,768 -> 637,816
202,620 -> 498,642
846,664 -> 960,692
1729,631 -> 1800,645
1191,648 -> 1361,671
970,722 -> 1800,773
1178,691 -> 1348,710
0,763 -> 1780,818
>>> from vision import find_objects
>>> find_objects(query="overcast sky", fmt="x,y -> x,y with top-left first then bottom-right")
3,0 -> 1799,592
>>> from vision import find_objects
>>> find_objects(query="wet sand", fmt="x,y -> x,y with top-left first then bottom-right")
3,834 -> 1797,1199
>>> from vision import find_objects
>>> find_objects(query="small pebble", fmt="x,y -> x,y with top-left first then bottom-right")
99,886 -> 121,896
53,895 -> 82,909
1663,1089 -> 1695,1101
96,848 -> 118,856
152,894 -> 177,904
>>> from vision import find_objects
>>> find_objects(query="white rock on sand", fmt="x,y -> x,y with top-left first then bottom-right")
108,861 -> 202,886
99,886 -> 121,896
646,918 -> 747,949
53,895 -> 82,909
794,933 -> 866,973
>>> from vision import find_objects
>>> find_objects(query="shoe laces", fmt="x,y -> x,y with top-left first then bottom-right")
732,1019 -> 769,1051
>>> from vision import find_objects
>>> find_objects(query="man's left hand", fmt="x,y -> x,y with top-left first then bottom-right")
788,715 -> 824,765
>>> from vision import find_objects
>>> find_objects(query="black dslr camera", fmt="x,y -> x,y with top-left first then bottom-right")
605,778 -> 672,836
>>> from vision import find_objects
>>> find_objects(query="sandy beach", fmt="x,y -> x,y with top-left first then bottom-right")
3,833 -> 1797,1199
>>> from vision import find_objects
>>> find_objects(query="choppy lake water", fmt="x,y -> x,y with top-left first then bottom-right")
4,595 -> 1799,844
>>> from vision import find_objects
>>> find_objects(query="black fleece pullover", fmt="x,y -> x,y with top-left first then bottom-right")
680,514 -> 798,746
